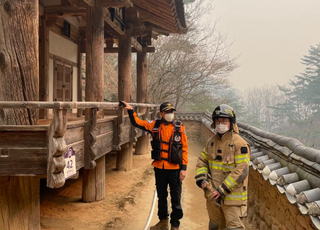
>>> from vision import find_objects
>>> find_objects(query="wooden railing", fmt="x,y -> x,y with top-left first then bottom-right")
0,101 -> 158,188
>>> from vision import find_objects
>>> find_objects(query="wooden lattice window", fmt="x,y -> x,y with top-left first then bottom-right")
54,61 -> 73,102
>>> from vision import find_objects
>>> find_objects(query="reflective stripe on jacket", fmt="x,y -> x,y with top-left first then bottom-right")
196,131 -> 250,206
128,110 -> 188,170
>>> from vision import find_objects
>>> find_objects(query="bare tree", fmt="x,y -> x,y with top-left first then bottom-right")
241,85 -> 284,131
143,0 -> 237,109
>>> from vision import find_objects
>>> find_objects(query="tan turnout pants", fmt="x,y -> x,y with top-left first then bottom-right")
206,199 -> 245,230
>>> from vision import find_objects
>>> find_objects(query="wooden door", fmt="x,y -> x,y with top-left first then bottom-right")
54,61 -> 73,102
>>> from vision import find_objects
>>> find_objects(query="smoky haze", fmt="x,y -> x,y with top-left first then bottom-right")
208,0 -> 320,92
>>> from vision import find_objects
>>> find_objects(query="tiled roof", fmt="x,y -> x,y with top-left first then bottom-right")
238,122 -> 320,230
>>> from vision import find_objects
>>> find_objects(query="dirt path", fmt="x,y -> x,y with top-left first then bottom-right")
122,140 -> 209,230
40,141 -> 210,230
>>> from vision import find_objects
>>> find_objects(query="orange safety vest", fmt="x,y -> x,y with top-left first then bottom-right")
129,111 -> 188,170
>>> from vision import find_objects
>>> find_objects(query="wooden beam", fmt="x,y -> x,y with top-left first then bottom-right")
150,24 -> 171,37
45,5 -> 86,17
112,46 -> 155,53
105,37 -> 114,48
104,9 -> 125,35
141,25 -> 152,45
101,0 -> 132,8
83,0 -> 94,5
131,37 -> 142,52
104,24 -> 121,37
82,46 -> 148,53
130,21 -> 147,37
54,18 -> 79,37
126,7 -> 140,22
39,4 -> 44,16
80,46 -> 155,53
69,0 -> 132,7
69,0 -> 94,8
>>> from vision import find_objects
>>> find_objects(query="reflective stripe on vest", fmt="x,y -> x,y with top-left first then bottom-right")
208,160 -> 235,171
196,167 -> 209,175
224,175 -> 238,189
235,154 -> 249,165
225,191 -> 248,201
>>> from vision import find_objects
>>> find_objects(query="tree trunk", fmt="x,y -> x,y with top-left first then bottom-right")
82,0 -> 105,203
0,1 -> 40,229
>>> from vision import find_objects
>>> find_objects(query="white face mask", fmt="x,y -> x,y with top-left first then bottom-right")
215,124 -> 229,134
164,113 -> 174,122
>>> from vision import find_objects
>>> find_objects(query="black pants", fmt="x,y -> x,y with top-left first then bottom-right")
154,167 -> 183,227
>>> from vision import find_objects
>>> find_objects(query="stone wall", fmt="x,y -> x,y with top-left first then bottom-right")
182,120 -> 202,142
246,169 -> 315,230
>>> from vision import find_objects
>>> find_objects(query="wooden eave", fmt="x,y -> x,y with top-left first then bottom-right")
130,0 -> 187,35
41,0 -> 187,52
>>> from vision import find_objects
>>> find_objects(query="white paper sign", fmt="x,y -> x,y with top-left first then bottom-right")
64,147 -> 76,179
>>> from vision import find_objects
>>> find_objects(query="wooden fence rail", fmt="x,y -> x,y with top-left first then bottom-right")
0,101 -> 159,188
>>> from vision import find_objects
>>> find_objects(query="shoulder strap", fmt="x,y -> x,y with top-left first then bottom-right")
173,120 -> 181,132
152,119 -> 162,131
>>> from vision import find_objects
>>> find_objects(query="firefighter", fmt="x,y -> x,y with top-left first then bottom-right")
195,104 -> 250,230
121,101 -> 188,230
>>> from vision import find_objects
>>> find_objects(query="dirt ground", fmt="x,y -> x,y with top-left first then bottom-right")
40,140 -> 210,230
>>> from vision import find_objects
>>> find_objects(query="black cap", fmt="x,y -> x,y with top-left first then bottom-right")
160,102 -> 176,112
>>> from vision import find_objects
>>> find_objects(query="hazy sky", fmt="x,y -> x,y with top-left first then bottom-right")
207,0 -> 320,92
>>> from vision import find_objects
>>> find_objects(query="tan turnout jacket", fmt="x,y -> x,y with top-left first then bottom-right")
196,131 -> 250,206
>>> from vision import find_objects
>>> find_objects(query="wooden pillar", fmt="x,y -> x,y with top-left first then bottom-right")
0,1 -> 40,229
116,142 -> 134,170
118,28 -> 132,101
136,45 -> 147,107
0,177 -> 40,230
39,17 -> 49,119
135,45 -> 149,155
82,0 -> 105,203
117,27 -> 134,170
77,36 -> 83,117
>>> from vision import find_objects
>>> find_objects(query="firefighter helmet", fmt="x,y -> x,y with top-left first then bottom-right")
211,104 -> 236,129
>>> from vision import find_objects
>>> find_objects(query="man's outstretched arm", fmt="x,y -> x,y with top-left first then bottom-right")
121,101 -> 155,133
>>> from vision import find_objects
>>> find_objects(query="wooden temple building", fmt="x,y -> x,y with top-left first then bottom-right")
0,0 -> 187,229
